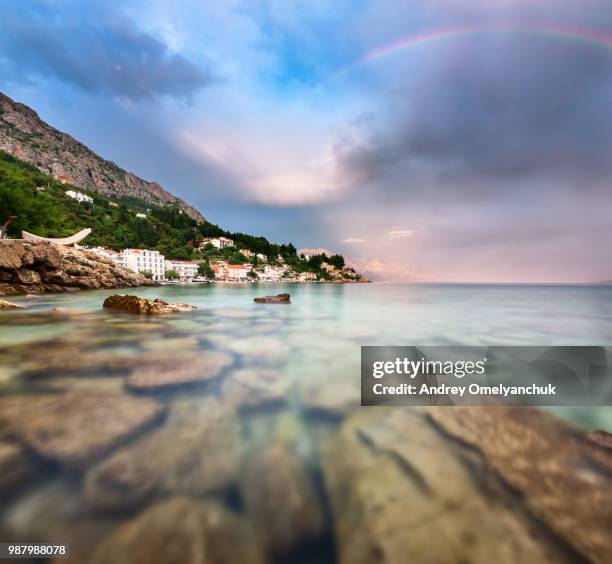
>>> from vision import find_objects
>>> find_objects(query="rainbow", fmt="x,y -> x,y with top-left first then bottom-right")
330,23 -> 612,79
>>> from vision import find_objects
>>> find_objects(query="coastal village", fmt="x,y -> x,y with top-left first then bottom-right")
86,235 -> 362,283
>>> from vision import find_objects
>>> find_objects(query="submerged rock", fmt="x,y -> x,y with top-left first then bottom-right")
322,407 -> 612,564
85,400 -> 240,511
427,407 -> 612,563
103,294 -> 197,314
0,392 -> 163,469
221,368 -> 289,410
587,429 -> 612,450
0,440 -> 37,493
254,293 -> 291,304
0,298 -> 22,309
90,497 -> 263,564
126,351 -> 233,391
241,440 -> 325,557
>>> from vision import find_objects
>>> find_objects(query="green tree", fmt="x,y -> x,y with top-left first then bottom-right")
165,269 -> 180,280
198,261 -> 215,279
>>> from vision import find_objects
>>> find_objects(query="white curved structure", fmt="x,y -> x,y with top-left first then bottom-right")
21,228 -> 91,246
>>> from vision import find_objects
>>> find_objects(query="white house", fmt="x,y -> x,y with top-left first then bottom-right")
165,259 -> 199,281
261,265 -> 284,281
239,248 -> 253,258
200,237 -> 234,250
135,213 -> 147,219
119,249 -> 165,281
298,272 -> 318,282
89,246 -> 122,265
225,264 -> 251,281
65,190 -> 93,204
256,253 -> 267,262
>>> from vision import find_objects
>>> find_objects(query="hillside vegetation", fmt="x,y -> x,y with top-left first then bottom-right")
0,150 -> 347,274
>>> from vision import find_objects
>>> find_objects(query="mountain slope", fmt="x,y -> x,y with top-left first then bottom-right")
0,92 -> 203,222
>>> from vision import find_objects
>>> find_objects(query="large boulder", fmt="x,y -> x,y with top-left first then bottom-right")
0,242 -> 153,295
0,391 -> 164,468
254,293 -> 291,304
103,294 -> 197,314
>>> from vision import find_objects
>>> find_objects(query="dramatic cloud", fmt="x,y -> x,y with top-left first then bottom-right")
0,0 -> 212,101
1,0 -> 610,281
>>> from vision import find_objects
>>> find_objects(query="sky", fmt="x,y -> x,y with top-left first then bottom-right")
1,0 -> 611,282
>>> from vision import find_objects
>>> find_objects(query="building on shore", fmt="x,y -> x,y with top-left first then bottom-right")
226,264 -> 251,281
89,246 -> 122,265
200,236 -> 234,250
239,248 -> 253,258
260,265 -> 285,282
65,190 -> 93,204
165,259 -> 200,281
119,249 -> 165,280
298,271 -> 318,282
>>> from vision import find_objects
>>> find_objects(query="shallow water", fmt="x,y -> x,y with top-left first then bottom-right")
0,282 -> 611,562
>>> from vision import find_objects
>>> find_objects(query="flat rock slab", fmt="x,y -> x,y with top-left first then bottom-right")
241,440 -> 325,557
85,400 -> 241,511
126,351 -> 233,391
222,368 -> 289,410
0,392 -> 164,469
427,407 -> 612,563
90,497 -> 263,564
254,293 -> 291,304
321,408 -> 606,564
103,294 -> 197,314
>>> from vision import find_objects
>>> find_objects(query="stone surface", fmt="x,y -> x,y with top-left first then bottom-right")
587,429 -> 612,450
0,92 -> 204,222
0,440 -> 37,493
0,298 -> 22,309
254,293 -> 291,304
0,241 -> 154,296
126,351 -> 233,390
0,392 -> 164,468
85,400 -> 240,511
103,294 -> 197,314
90,498 -> 262,564
427,407 -> 612,563
241,440 -> 325,557
321,408 -> 597,564
300,375 -> 360,418
221,368 -> 288,409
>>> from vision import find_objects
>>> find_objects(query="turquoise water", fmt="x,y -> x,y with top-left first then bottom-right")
2,283 -> 612,424
0,283 -> 611,562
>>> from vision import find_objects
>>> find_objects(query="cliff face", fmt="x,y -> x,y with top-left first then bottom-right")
0,92 -> 204,222
0,241 -> 155,295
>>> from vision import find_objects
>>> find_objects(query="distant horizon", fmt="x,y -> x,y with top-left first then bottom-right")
1,1 -> 610,283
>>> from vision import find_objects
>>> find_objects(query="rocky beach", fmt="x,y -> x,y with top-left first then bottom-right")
0,283 -> 611,563
0,241 -> 154,296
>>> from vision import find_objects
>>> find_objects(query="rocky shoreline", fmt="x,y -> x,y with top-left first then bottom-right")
0,241 -> 155,296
